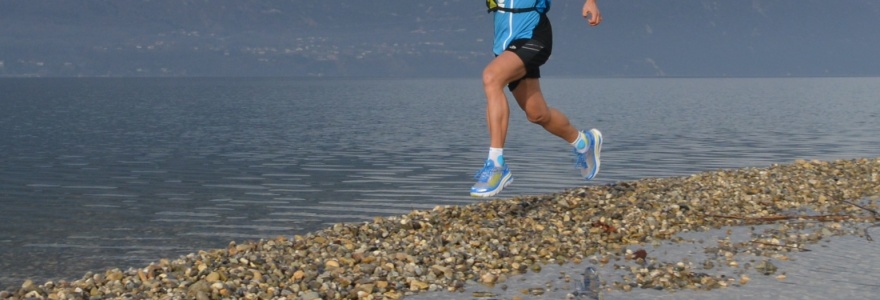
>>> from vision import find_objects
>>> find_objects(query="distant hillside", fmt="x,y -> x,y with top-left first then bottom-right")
0,0 -> 878,77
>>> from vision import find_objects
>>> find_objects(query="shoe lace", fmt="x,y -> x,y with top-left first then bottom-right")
473,163 -> 494,182
574,149 -> 587,168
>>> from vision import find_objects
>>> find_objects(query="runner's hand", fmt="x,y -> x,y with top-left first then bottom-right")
582,0 -> 602,26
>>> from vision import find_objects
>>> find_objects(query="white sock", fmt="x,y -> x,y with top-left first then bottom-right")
488,147 -> 504,166
570,131 -> 589,154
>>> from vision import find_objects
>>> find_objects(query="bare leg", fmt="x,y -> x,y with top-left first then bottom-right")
482,52 -> 528,148
512,78 -> 580,143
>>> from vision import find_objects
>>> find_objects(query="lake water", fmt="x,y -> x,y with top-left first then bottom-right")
1,77 -> 879,290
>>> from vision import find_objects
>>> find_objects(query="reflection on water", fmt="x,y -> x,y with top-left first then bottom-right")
0,77 -> 878,288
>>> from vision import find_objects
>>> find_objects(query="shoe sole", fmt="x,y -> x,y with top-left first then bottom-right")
584,129 -> 603,180
470,173 -> 513,197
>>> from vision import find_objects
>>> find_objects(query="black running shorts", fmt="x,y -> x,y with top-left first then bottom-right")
505,13 -> 553,91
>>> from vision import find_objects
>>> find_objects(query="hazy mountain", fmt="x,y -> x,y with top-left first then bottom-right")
0,0 -> 878,77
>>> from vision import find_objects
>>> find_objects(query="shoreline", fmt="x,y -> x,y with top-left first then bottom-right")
3,157 -> 879,299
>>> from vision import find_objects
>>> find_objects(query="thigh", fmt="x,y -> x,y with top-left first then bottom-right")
484,51 -> 528,87
512,78 -> 548,113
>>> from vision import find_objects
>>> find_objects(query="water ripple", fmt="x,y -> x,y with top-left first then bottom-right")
2,77 -> 879,290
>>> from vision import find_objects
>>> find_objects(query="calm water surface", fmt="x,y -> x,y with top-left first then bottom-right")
1,77 -> 878,289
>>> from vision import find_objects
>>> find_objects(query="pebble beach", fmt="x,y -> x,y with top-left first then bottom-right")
3,157 -> 880,300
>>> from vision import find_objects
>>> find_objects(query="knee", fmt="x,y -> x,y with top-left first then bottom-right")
526,109 -> 551,125
482,67 -> 505,89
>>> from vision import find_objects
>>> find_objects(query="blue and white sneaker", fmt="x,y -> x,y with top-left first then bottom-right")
470,159 -> 513,197
575,128 -> 603,180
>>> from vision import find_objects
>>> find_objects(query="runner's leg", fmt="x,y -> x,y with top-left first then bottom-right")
482,51 -> 527,148
512,78 -> 579,143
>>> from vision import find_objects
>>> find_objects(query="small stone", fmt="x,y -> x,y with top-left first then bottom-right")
21,279 -> 36,292
355,283 -> 374,294
383,290 -> 403,300
703,260 -> 714,270
292,270 -> 305,281
301,291 -> 321,300
196,291 -> 211,300
755,260 -> 778,275
410,280 -> 429,291
472,291 -> 496,298
480,273 -> 497,284
252,270 -> 263,282
633,249 -> 648,260
531,264 -> 542,273
187,281 -> 210,299
205,272 -> 220,282
740,275 -> 750,285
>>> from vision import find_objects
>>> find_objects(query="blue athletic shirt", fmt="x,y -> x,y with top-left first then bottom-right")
492,0 -> 550,55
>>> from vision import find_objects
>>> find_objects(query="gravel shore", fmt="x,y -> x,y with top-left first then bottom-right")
3,157 -> 879,300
